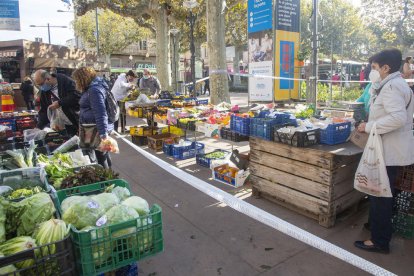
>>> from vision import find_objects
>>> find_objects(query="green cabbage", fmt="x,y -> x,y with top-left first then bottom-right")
102,205 -> 139,238
61,195 -> 89,214
121,196 -> 150,216
111,186 -> 130,201
62,198 -> 104,229
0,200 -> 6,243
0,236 -> 37,269
7,193 -> 56,236
137,216 -> 154,252
91,193 -> 119,211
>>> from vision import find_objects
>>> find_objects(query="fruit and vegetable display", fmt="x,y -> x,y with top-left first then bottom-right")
1,186 -> 44,200
59,166 -> 119,190
5,140 -> 37,168
0,191 -> 70,274
204,151 -> 228,159
59,184 -> 153,266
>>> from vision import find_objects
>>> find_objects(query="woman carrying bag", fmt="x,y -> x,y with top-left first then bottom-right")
72,67 -> 115,169
354,49 -> 414,254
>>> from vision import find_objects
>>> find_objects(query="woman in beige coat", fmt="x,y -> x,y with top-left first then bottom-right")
355,49 -> 414,254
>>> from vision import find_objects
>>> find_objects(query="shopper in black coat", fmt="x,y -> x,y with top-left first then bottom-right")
20,77 -> 35,110
33,70 -> 81,136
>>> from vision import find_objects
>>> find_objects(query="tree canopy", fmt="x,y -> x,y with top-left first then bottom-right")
73,9 -> 151,56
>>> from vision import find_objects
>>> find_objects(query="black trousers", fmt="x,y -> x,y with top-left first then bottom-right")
369,166 -> 400,249
84,149 -> 112,169
114,101 -> 126,133
25,100 -> 34,110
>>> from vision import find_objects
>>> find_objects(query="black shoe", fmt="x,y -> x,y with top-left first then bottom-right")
354,241 -> 389,254
363,222 -> 370,231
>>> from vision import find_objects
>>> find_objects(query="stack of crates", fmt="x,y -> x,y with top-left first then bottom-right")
393,165 -> 414,239
230,115 -> 250,136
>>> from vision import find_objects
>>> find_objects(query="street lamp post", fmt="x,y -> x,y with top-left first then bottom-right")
29,24 -> 67,44
57,9 -> 79,48
184,0 -> 199,97
170,28 -> 180,93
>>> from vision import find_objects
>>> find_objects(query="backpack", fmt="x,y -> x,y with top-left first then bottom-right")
105,90 -> 119,123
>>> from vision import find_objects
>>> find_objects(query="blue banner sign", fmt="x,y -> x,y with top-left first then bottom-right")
0,0 -> 20,31
248,0 -> 273,33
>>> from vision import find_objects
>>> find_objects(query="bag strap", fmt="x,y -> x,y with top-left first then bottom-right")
406,92 -> 412,110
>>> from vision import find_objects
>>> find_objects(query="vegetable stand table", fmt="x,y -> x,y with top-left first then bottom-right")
250,137 -> 364,228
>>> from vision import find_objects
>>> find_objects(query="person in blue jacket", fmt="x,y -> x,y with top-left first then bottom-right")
72,67 -> 114,168
356,82 -> 372,120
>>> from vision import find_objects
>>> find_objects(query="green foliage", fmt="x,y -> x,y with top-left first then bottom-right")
301,82 -> 363,102
73,9 -> 151,55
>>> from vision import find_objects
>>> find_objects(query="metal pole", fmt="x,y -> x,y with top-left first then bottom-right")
311,0 -> 318,111
47,23 -> 51,44
330,39 -> 333,101
95,8 -> 100,55
173,34 -> 177,92
190,11 -> 196,97
340,40 -> 343,100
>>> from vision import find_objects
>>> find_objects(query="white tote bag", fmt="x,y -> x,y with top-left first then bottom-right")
354,123 -> 392,197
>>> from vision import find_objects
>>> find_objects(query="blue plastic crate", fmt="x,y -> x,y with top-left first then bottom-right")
172,142 -> 205,160
230,115 -> 250,136
320,122 -> 351,145
183,97 -> 197,102
0,118 -> 16,131
196,99 -> 209,105
196,149 -> 230,168
250,118 -> 283,140
163,142 -> 175,156
156,99 -> 172,106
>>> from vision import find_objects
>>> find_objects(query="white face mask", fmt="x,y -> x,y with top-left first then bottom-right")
369,69 -> 381,89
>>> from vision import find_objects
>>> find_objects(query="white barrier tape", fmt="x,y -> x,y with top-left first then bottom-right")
114,132 -> 396,276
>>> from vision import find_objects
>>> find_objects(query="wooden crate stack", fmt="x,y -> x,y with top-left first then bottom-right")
250,137 -> 364,228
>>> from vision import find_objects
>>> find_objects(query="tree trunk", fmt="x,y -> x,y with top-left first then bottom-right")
206,0 -> 230,105
233,46 -> 242,86
153,8 -> 171,90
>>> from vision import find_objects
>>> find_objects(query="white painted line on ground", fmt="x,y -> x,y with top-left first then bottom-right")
115,133 -> 396,276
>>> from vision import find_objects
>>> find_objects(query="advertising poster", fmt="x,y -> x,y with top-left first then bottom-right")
0,0 -> 20,31
248,0 -> 273,102
274,0 -> 300,101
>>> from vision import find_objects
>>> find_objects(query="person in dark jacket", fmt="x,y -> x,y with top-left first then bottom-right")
72,67 -> 114,169
33,70 -> 81,136
20,76 -> 35,110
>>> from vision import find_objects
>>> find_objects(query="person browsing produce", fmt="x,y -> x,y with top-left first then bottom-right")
139,69 -> 161,97
111,70 -> 136,132
355,49 -> 414,254
72,67 -> 114,169
33,70 -> 81,136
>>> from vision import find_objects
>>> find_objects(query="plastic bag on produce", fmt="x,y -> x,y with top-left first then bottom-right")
135,94 -> 154,104
97,136 -> 120,153
23,128 -> 48,142
354,123 -> 392,197
53,135 -> 80,154
47,107 -> 72,131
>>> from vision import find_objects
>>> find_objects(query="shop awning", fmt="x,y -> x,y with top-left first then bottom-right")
34,57 -> 108,71
110,67 -> 157,74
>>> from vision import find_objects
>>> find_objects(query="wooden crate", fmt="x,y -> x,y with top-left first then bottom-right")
147,133 -> 180,152
249,137 -> 364,228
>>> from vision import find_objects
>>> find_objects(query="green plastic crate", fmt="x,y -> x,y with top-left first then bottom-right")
393,211 -> 414,239
54,179 -> 164,276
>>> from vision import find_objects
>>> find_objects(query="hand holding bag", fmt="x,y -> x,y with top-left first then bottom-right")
354,123 -> 392,197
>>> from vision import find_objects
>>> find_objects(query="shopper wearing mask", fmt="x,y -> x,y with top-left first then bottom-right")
139,69 -> 161,97
111,70 -> 136,132
33,70 -> 81,136
402,56 -> 414,92
72,67 -> 113,169
355,49 -> 414,254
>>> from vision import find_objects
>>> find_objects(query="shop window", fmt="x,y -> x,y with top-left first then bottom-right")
111,58 -> 121,68
140,40 -> 148,51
